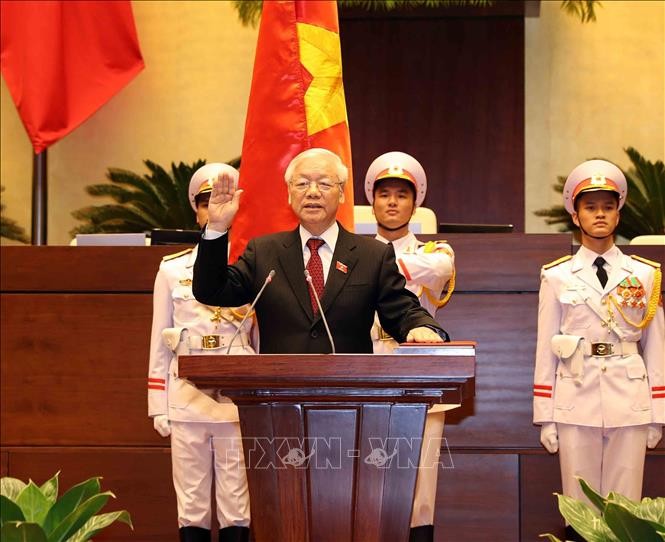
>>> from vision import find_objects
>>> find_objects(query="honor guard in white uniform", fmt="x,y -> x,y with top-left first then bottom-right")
365,152 -> 455,542
533,160 -> 664,541
148,164 -> 254,542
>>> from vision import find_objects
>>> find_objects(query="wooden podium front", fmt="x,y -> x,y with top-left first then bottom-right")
178,344 -> 475,542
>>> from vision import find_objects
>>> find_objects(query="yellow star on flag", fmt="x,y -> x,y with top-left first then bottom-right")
297,22 -> 348,136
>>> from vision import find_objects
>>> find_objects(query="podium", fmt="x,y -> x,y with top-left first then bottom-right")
178,344 -> 475,542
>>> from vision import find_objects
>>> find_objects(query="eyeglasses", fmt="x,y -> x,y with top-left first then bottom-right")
289,178 -> 341,193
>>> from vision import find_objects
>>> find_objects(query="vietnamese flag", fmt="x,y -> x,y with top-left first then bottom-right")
230,0 -> 354,262
1,0 -> 144,153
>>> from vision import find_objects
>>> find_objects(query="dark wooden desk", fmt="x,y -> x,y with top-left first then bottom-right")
180,351 -> 475,542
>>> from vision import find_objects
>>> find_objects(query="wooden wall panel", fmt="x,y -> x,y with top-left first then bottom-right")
341,12 -> 525,231
2,447 -> 175,541
0,293 -> 160,445
423,233 -> 572,292
437,293 -> 540,448
436,453 -> 519,541
0,245 -> 177,292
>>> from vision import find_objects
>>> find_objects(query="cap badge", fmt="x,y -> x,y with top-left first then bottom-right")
590,174 -> 606,185
388,165 -> 404,176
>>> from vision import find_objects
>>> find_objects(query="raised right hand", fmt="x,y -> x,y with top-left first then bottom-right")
207,171 -> 244,232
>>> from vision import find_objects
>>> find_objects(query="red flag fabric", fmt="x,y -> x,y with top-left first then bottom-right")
1,0 -> 144,153
230,0 -> 354,262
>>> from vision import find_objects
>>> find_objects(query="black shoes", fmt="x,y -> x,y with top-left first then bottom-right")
219,526 -> 250,542
409,525 -> 434,542
179,526 -> 249,542
179,526 -> 211,542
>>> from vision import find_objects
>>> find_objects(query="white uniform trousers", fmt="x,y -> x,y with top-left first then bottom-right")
558,423 -> 649,504
410,411 -> 446,527
170,420 -> 250,529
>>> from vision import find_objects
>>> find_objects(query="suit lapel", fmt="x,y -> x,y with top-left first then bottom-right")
277,228 -> 314,319
321,225 -> 359,315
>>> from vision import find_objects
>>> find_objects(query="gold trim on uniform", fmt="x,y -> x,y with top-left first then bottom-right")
162,248 -> 193,261
377,326 -> 394,341
542,255 -> 572,270
630,254 -> 660,268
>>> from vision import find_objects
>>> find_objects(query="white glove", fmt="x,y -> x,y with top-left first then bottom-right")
153,414 -> 171,437
647,424 -> 663,449
540,422 -> 559,453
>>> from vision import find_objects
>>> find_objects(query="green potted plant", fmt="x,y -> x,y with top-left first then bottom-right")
0,472 -> 132,541
541,477 -> 665,541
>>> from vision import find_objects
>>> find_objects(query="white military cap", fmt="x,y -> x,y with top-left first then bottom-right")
188,163 -> 239,211
563,159 -> 627,215
364,151 -> 427,207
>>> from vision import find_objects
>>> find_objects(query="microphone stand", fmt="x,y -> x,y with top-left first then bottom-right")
225,270 -> 275,354
304,269 -> 336,354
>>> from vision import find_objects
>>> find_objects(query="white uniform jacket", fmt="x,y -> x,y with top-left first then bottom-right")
148,246 -> 256,423
371,231 -> 454,353
533,245 -> 665,428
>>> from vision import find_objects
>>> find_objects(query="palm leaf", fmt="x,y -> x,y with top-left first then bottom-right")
555,493 -> 620,542
0,186 -> 29,243
42,478 -> 101,537
70,159 -> 214,237
533,148 -> 664,240
1,478 -> 27,502
561,0 -> 600,23
47,492 -> 114,542
233,0 -> 597,27
67,510 -> 132,542
15,482 -> 50,525
0,522 -> 48,542
604,502 -> 662,542
0,495 -> 26,525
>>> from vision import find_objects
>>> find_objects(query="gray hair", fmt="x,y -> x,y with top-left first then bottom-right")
283,148 -> 349,188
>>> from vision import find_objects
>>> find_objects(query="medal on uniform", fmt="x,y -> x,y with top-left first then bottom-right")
617,276 -> 646,309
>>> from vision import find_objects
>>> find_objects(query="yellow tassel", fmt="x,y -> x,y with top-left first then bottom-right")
423,267 -> 456,309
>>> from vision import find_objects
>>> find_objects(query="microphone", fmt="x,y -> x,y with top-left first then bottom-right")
304,269 -> 336,354
225,270 -> 275,354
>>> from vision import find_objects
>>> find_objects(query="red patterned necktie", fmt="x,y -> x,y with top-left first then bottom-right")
306,238 -> 325,315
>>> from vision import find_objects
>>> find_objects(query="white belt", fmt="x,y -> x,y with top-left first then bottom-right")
187,334 -> 249,351
583,341 -> 638,357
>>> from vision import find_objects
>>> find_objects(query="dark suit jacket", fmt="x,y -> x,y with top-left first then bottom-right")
193,224 -> 444,354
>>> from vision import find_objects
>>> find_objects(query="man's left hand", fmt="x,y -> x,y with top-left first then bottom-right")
406,326 -> 444,343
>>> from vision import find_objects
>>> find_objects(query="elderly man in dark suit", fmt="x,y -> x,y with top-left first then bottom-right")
193,148 -> 447,353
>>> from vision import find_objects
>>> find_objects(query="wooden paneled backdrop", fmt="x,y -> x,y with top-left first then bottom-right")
341,2 -> 526,230
2,238 -> 663,541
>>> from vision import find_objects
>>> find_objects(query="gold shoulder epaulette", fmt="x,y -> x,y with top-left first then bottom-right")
630,255 -> 661,268
542,255 -> 572,270
162,248 -> 193,261
422,240 -> 450,254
